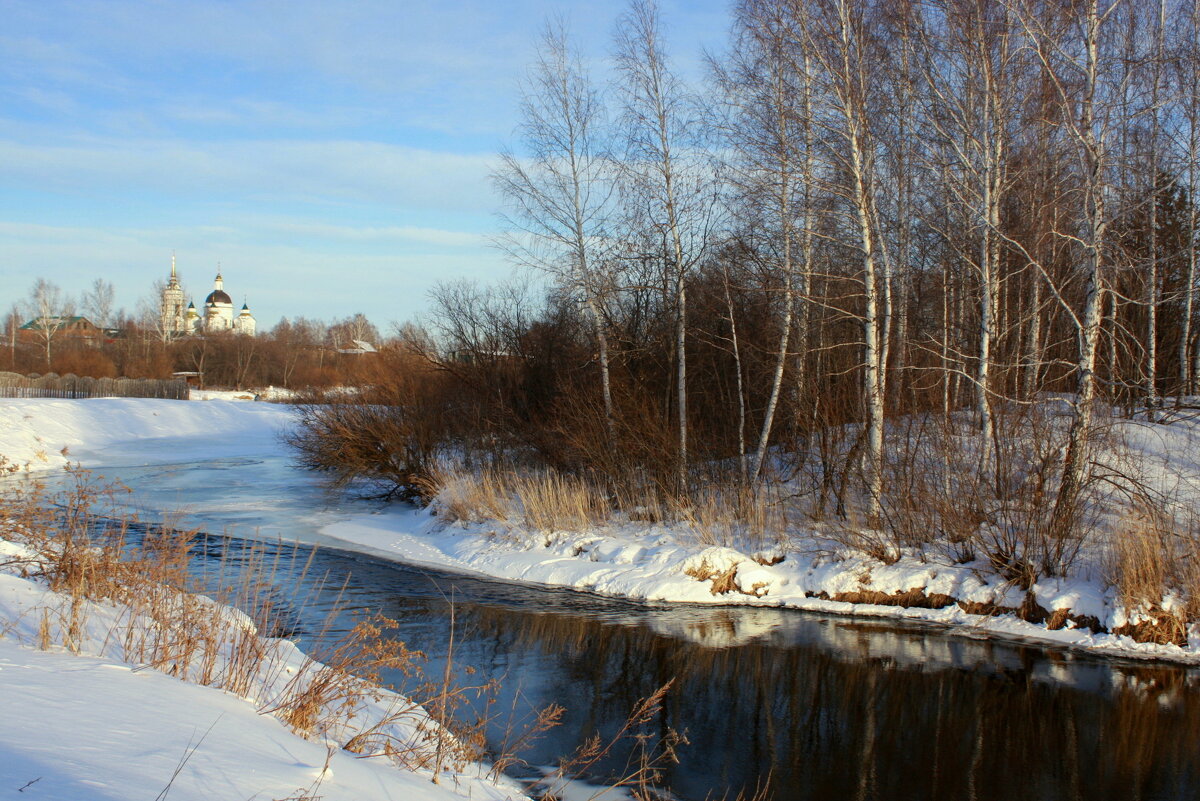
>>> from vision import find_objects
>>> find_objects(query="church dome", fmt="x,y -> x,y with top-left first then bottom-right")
205,289 -> 232,305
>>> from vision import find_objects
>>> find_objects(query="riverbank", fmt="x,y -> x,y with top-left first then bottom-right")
323,501 -> 1200,664
1,396 -> 1198,665
0,518 -> 528,800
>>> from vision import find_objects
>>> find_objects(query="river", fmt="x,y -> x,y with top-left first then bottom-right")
49,440 -> 1200,800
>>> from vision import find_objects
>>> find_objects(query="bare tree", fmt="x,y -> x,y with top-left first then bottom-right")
801,0 -> 891,520
5,303 -> 23,369
494,20 -> 619,442
921,0 -> 1025,473
1012,0 -> 1126,542
1174,0 -> 1200,396
81,278 -> 117,331
615,0 -> 717,493
26,278 -> 75,368
329,313 -> 380,349
138,279 -> 177,345
1144,0 -> 1169,413
719,0 -> 819,484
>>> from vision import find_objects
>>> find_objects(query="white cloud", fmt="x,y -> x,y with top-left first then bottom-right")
0,135 -> 501,213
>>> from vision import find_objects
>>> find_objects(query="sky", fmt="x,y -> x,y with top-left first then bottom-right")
0,0 -> 730,332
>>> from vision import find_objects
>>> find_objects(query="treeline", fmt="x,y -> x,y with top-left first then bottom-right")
2,303 -> 386,392
388,0 -> 1200,544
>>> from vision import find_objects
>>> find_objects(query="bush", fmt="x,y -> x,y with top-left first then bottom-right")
285,346 -> 463,501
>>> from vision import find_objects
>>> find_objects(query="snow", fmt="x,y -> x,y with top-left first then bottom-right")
5,396 -> 1200,797
1,396 -> 1199,673
0,538 -> 529,801
321,505 -> 1200,663
0,397 -> 294,472
190,386 -> 298,402
0,639 -> 477,801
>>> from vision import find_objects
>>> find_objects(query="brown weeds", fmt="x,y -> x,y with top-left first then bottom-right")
0,466 -> 551,778
433,464 -> 788,551
1107,506 -> 1197,646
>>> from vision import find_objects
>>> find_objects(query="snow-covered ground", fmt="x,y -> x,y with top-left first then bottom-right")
323,503 -> 1200,663
0,398 -> 534,800
0,396 -> 293,472
190,386 -> 298,402
0,534 -> 529,801
1,397 -> 1198,669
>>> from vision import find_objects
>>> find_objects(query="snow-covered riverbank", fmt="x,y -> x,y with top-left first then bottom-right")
0,398 -> 536,800
2,396 -> 1198,666
0,396 -> 294,471
324,502 -> 1200,663
0,535 -> 529,801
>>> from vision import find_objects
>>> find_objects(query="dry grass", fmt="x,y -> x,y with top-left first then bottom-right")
433,464 -> 788,550
672,484 -> 787,549
537,681 -> 684,801
434,467 -> 605,534
0,464 -> 534,778
1106,506 -> 1200,646
1110,510 -> 1172,613
430,467 -> 511,524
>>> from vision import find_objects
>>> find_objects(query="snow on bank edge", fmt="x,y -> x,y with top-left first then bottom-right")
0,537 -> 528,801
0,397 -> 294,471
322,505 -> 1200,665
2,397 -> 1196,666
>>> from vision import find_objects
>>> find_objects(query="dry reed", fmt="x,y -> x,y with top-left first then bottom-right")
0,463 -> 544,779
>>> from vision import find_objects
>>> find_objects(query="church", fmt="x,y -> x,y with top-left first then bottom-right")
159,255 -> 257,337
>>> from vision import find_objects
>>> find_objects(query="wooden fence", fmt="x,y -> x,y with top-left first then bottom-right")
0,372 -> 189,400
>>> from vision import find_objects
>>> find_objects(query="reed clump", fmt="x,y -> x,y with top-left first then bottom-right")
430,464 -> 786,550
1107,506 -> 1200,647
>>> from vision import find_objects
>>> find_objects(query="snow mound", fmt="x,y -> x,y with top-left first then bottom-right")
0,397 -> 295,471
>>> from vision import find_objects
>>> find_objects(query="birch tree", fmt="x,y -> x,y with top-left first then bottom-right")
802,0 -> 890,520
81,278 -> 116,331
615,0 -> 715,493
494,21 -> 619,442
1173,0 -> 1200,396
1143,0 -> 1168,414
27,278 -> 74,368
922,0 -> 1024,472
1014,0 -> 1125,545
720,0 -> 815,483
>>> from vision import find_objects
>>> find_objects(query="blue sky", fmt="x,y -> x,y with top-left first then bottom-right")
0,0 -> 730,331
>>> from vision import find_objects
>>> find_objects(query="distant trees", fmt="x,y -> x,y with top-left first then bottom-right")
2,280 -> 385,393
328,313 -> 380,350
26,279 -> 75,368
81,278 -> 116,331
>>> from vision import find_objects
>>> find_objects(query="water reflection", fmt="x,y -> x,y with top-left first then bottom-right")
25,445 -> 1200,801
193,538 -> 1200,801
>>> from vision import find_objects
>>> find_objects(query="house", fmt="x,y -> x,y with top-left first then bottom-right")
18,316 -> 103,345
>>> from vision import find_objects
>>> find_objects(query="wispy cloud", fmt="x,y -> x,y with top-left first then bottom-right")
0,136 -> 500,212
261,221 -> 484,247
0,0 -> 729,327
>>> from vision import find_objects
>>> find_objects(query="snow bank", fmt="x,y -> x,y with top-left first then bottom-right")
0,536 -> 527,801
190,386 -> 298,402
5,397 -> 1199,665
0,397 -> 295,471
322,505 -> 1200,664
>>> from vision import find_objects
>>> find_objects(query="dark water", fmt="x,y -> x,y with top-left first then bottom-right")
37,450 -> 1200,800
185,535 -> 1200,801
